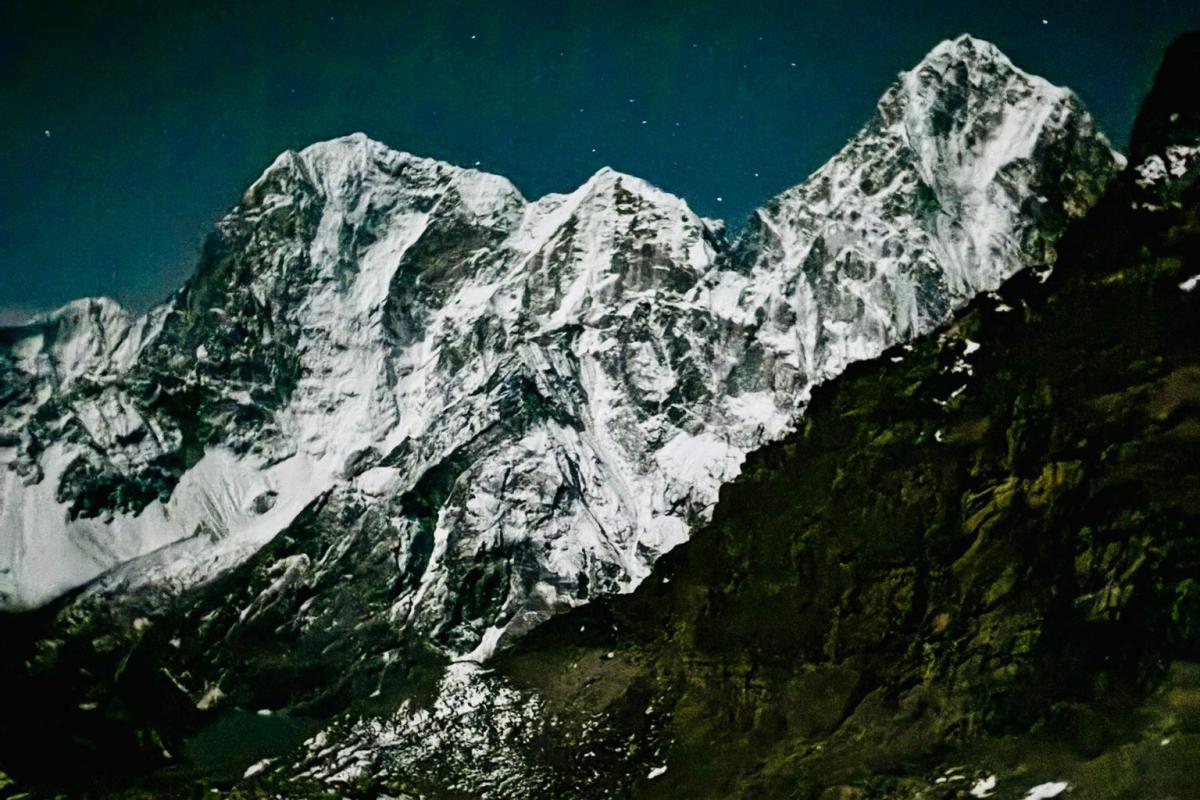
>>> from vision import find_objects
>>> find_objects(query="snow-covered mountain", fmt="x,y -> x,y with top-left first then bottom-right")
0,35 -> 1119,661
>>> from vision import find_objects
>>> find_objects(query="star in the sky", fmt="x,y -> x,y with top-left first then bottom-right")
43,129 -> 51,138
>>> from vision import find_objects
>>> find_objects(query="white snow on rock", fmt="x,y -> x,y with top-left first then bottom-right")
1,37 -> 1120,661
1023,782 -> 1069,799
970,774 -> 997,798
242,758 -> 274,779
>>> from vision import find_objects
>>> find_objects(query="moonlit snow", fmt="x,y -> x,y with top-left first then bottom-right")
0,36 -> 1120,663
1023,782 -> 1069,800
970,775 -> 997,798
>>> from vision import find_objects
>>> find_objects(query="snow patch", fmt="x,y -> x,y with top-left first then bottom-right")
970,775 -> 997,797
1023,782 -> 1068,800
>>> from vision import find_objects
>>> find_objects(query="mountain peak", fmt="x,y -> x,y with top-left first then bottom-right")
926,33 -> 1010,63
898,33 -> 1067,111
910,34 -> 1040,84
580,165 -> 666,197
10,295 -> 128,330
244,132 -> 526,216
297,130 -> 376,157
293,132 -> 522,190
578,165 -> 693,208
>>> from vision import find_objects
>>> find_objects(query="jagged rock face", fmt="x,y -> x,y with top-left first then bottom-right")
0,298 -> 170,599
719,36 -> 1118,401
0,37 -> 1120,665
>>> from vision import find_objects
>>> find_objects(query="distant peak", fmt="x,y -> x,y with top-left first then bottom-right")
583,165 -> 642,188
920,34 -> 1012,69
296,131 -> 380,161
245,133 -> 525,212
294,131 -> 407,178
7,297 -> 132,340
42,296 -> 129,324
899,33 -> 1063,102
876,31 -> 1073,135
584,165 -> 690,199
571,165 -> 704,219
295,132 -> 512,186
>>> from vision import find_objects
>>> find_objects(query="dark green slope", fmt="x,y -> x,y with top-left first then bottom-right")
496,38 -> 1200,800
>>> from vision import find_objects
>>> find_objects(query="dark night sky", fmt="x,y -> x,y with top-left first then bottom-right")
2,1 -> 1198,321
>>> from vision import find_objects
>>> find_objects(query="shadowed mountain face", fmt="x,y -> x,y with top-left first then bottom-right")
2,34 -> 1192,800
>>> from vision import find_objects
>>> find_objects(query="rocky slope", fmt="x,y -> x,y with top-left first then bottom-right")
0,34 -> 1129,797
